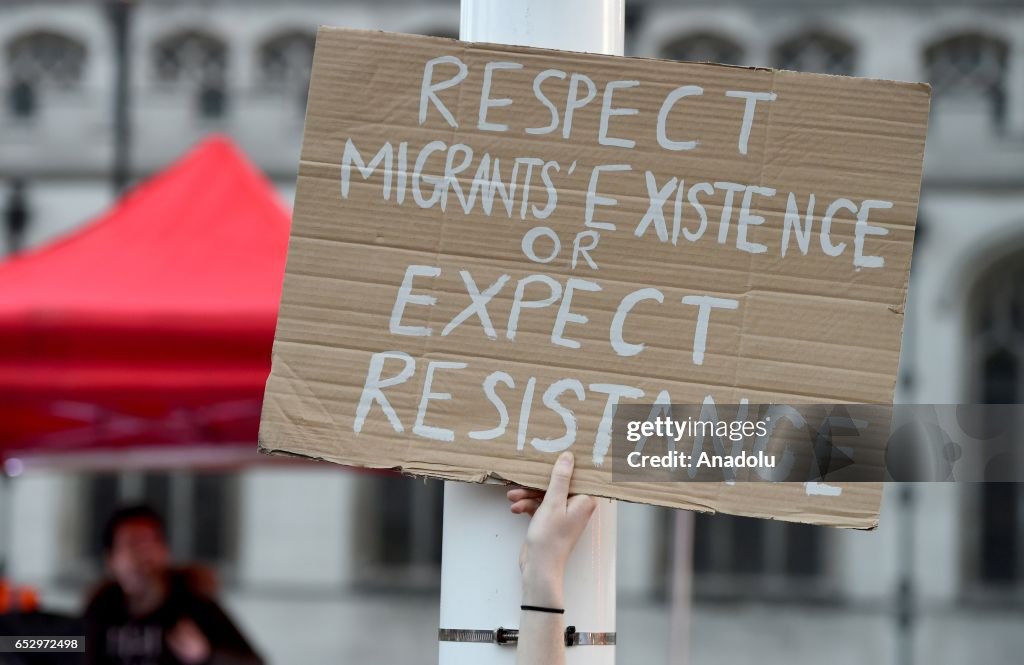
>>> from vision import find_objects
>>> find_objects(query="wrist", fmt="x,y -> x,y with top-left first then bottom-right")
520,563 -> 565,608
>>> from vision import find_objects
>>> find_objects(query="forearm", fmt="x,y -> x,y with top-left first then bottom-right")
516,564 -> 566,665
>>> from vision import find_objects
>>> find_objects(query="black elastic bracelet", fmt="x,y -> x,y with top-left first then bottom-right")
521,604 -> 565,614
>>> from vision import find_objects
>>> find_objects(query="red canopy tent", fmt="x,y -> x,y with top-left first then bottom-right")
0,136 -> 290,468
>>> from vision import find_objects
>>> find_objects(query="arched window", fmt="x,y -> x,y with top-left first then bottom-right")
774,32 -> 855,75
925,33 -> 1009,128
154,30 -> 229,119
258,31 -> 315,111
661,32 -> 743,66
5,31 -> 87,118
972,253 -> 1023,404
970,252 -> 1024,585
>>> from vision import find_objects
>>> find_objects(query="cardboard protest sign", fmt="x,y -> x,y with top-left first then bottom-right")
259,28 -> 930,528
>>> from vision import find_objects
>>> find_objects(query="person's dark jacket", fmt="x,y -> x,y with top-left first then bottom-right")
83,569 -> 263,665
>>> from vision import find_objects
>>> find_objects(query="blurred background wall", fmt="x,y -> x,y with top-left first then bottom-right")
0,0 -> 1022,663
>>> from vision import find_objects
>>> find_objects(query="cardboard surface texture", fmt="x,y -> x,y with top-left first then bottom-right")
259,28 -> 931,529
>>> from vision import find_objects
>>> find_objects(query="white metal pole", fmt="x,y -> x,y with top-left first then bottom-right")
460,0 -> 624,54
440,3 -> 623,664
668,511 -> 695,665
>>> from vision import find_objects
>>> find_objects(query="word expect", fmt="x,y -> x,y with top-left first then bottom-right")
390,264 -> 737,363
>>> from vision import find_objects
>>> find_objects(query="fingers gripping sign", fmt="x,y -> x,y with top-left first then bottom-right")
507,452 -> 597,600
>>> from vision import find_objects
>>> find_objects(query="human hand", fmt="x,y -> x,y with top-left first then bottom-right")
507,451 -> 597,607
166,618 -> 211,664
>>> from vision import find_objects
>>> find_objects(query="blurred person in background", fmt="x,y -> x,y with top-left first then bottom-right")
83,505 -> 263,665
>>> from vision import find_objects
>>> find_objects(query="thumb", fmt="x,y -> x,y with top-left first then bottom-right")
544,451 -> 575,507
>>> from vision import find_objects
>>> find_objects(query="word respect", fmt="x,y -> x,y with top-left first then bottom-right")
419,54 -> 775,155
